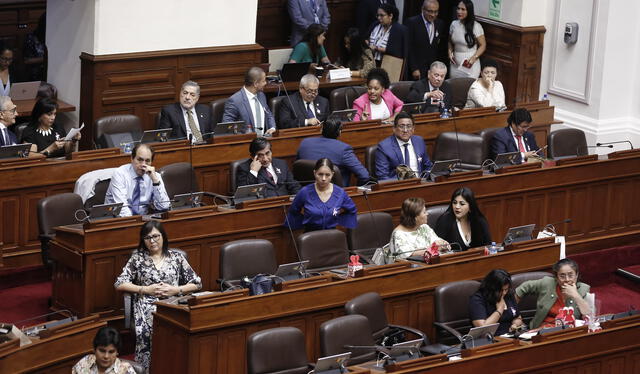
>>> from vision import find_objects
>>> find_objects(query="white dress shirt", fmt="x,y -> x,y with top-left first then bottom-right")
250,162 -> 278,183
104,163 -> 170,217
244,87 -> 265,134
181,106 -> 201,143
509,126 -> 530,159
395,137 -> 418,172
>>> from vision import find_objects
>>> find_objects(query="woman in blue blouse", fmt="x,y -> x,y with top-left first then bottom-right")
289,23 -> 332,65
286,158 -> 357,232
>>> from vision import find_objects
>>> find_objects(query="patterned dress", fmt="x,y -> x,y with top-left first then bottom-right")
114,249 -> 202,372
72,354 -> 135,374
389,224 -> 444,260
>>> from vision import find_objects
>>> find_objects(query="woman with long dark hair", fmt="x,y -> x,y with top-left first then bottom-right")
470,269 -> 523,335
286,158 -> 357,232
289,23 -> 332,65
115,221 -> 202,371
21,97 -> 80,157
339,27 -> 375,78
447,0 -> 486,78
434,187 -> 492,251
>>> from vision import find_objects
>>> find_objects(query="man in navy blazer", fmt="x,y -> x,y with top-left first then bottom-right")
297,120 -> 370,186
222,67 -> 276,136
0,96 -> 18,145
288,0 -> 331,46
158,81 -> 214,142
236,137 -> 300,197
406,0 -> 447,80
490,108 -> 540,162
376,112 -> 433,180
278,74 -> 330,129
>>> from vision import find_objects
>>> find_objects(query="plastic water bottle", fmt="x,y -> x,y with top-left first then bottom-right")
542,93 -> 549,101
440,108 -> 451,119
488,242 -> 499,255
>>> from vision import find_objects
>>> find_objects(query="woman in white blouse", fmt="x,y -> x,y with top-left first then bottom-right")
464,58 -> 506,109
389,197 -> 449,260
448,0 -> 486,78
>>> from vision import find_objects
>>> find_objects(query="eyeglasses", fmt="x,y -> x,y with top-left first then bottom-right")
557,272 -> 576,280
0,57 -> 13,62
303,87 -> 318,94
1,107 -> 16,114
376,13 -> 388,18
396,124 -> 414,130
423,9 -> 438,14
144,234 -> 162,242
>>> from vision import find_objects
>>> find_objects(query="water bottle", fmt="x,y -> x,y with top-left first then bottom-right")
488,241 -> 499,255
542,93 -> 549,101
440,107 -> 451,119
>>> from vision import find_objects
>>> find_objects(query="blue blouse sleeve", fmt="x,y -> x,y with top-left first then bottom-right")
285,186 -> 307,229
336,187 -> 357,229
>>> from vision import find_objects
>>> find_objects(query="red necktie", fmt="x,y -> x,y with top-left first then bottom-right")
516,135 -> 526,153
264,168 -> 275,183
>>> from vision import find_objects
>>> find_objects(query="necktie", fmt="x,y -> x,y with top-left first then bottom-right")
306,102 -> 315,119
310,0 -> 317,11
0,128 -> 7,146
254,97 -> 263,136
131,176 -> 143,215
403,143 -> 410,166
264,167 -> 275,183
426,22 -> 432,43
186,110 -> 203,143
516,135 -> 526,153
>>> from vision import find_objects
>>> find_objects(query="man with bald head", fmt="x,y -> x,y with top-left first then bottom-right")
104,143 -> 170,217
222,67 -> 276,136
406,0 -> 447,80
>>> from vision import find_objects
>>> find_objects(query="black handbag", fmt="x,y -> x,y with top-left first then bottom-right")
241,274 -> 274,296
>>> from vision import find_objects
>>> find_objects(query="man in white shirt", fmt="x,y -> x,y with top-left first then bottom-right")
158,81 -> 214,143
222,67 -> 276,136
104,143 -> 171,217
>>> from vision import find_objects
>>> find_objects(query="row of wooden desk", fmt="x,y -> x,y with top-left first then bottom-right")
0,104 -> 555,269
149,238 -> 561,373
49,150 -> 640,319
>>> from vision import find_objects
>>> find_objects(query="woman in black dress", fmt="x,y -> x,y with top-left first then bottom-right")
434,186 -> 491,251
21,98 -> 80,157
469,269 -> 523,336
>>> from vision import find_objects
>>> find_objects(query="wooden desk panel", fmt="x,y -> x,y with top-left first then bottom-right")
48,155 -> 640,318
15,98 -> 76,117
150,240 -> 561,374
0,106 -> 554,268
0,317 -> 105,374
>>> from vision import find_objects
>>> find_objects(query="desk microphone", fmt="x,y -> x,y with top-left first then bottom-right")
277,73 -> 301,127
360,189 -> 385,264
281,204 -> 309,279
596,140 -> 634,150
576,144 -> 612,155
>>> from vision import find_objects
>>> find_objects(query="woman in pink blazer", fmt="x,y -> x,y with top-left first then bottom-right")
352,68 -> 404,121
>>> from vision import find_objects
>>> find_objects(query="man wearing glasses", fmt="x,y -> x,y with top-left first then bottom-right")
406,0 -> 447,80
278,74 -> 329,129
490,107 -> 540,162
104,143 -> 170,217
375,111 -> 433,180
0,96 -> 18,145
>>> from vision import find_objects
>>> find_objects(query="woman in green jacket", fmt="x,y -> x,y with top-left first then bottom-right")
515,258 -> 591,329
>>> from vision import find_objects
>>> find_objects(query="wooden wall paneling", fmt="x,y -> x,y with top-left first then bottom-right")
525,193 -> 545,228
22,190 -> 45,245
80,45 -> 265,150
607,180 -> 628,229
479,198 -> 503,241
630,352 -> 640,373
217,329 -> 249,374
0,193 -> 19,252
631,179 -> 640,227
566,186 -> 588,238
91,255 -> 117,313
587,183 -> 608,234
192,334 -> 218,374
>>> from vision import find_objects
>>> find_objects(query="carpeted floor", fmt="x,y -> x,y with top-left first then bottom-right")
0,281 -> 51,326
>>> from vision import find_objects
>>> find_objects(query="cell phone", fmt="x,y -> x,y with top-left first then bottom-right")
462,59 -> 472,68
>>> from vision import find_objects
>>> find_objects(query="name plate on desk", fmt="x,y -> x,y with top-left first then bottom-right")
328,68 -> 351,80
342,119 -> 382,129
273,126 -> 321,138
434,169 -> 483,182
68,147 -> 122,160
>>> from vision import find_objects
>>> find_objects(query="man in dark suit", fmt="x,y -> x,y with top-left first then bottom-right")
158,81 -> 214,143
406,0 -> 447,80
356,0 -> 396,37
236,137 -> 300,197
297,120 -> 370,186
0,96 -> 18,145
222,67 -> 276,136
406,61 -> 452,113
278,74 -> 330,129
288,0 -> 331,46
375,112 -> 433,180
490,108 -> 540,161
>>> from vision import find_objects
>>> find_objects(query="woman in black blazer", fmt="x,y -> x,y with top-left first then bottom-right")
367,3 -> 407,64
435,187 -> 492,251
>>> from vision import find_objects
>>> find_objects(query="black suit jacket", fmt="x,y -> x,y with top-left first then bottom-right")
406,79 -> 452,113
406,15 -> 446,78
368,21 -> 408,59
236,158 -> 301,197
356,0 -> 397,37
278,92 -> 330,129
489,126 -> 539,161
158,103 -> 214,140
0,127 -> 17,146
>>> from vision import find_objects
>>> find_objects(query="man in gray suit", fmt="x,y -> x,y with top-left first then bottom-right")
288,0 -> 331,46
222,67 -> 276,136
